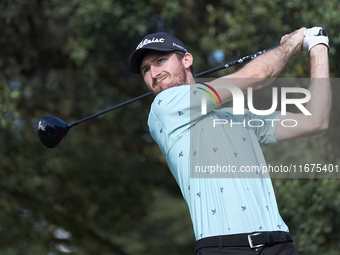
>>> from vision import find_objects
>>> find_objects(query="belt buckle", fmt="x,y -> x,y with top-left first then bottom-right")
248,233 -> 265,249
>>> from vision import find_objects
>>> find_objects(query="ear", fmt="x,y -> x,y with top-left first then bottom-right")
182,52 -> 193,69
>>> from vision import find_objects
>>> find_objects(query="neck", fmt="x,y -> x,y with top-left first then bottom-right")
187,71 -> 196,85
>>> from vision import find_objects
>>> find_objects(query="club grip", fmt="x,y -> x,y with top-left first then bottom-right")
317,28 -> 327,36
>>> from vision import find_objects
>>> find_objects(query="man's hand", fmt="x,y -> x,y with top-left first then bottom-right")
303,27 -> 329,52
280,27 -> 306,56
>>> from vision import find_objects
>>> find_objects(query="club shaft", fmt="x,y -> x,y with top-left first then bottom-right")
195,46 -> 277,77
69,92 -> 152,127
69,45 -> 277,127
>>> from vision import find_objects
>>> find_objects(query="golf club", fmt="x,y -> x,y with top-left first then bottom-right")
38,46 -> 274,148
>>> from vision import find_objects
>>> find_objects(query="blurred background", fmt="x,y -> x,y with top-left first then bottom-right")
0,0 -> 340,254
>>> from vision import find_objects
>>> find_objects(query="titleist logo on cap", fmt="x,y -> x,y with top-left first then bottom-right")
136,37 -> 165,50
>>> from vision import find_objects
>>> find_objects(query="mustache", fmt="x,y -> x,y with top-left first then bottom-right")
153,75 -> 168,87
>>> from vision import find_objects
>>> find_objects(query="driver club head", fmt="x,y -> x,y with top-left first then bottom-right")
38,116 -> 70,148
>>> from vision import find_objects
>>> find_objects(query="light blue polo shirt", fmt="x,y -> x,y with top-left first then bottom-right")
148,84 -> 289,240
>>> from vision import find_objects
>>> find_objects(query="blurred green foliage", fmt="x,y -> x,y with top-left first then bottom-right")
0,0 -> 339,254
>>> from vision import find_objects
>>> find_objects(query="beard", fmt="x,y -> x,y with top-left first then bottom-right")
153,63 -> 188,94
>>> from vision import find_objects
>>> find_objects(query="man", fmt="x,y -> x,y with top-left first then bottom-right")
129,28 -> 330,254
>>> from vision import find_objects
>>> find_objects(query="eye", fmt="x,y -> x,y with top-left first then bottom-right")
143,67 -> 150,75
157,58 -> 165,64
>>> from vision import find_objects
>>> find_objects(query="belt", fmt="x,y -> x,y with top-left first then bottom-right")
195,231 -> 293,252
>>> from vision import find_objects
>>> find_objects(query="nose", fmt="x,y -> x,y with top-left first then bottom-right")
150,65 -> 161,79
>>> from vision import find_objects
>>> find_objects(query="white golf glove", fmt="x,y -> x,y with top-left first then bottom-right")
303,27 -> 329,51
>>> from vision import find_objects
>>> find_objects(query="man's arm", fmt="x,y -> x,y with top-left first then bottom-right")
209,28 -> 306,103
275,44 -> 331,142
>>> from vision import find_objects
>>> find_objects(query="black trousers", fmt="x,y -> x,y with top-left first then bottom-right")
196,241 -> 299,255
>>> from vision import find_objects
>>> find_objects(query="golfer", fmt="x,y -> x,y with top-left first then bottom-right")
129,27 -> 330,255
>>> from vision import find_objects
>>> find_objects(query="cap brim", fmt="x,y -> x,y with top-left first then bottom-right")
129,47 -> 177,74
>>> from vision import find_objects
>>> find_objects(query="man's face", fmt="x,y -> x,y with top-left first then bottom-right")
140,51 -> 189,95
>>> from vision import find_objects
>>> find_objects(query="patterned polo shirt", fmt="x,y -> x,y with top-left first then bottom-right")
148,84 -> 289,240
